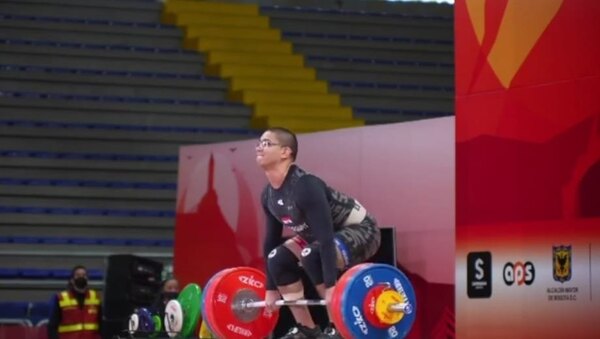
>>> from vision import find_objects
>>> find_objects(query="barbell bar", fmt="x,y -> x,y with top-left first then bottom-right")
239,298 -> 411,313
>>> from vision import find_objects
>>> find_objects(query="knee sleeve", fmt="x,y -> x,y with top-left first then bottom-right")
299,245 -> 324,285
267,246 -> 301,286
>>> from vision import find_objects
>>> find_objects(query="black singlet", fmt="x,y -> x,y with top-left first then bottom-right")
262,165 -> 360,288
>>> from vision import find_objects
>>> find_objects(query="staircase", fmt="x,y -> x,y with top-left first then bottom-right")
163,0 -> 364,133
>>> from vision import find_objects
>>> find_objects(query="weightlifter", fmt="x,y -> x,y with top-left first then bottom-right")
256,127 -> 381,338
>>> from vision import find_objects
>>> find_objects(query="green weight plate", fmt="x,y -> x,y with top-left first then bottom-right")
150,314 -> 162,338
178,283 -> 202,338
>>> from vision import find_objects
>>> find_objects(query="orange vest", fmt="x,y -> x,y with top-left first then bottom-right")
57,289 -> 101,339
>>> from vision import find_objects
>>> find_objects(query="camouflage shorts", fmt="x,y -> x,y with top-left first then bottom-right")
334,213 -> 381,269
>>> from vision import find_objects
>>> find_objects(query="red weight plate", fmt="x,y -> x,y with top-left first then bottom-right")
202,268 -> 234,338
362,284 -> 390,329
201,271 -> 219,337
332,264 -> 370,339
205,267 -> 279,339
209,267 -> 278,339
331,263 -> 373,339
330,274 -> 352,339
201,268 -> 229,337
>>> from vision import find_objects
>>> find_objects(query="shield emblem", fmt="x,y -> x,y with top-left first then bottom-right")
552,245 -> 571,283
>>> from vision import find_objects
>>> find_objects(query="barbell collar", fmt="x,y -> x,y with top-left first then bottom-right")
388,303 -> 412,313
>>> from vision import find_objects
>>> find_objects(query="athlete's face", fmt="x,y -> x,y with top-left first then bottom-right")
256,131 -> 289,168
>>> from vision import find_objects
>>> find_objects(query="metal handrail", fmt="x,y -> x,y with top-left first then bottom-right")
0,318 -> 33,327
36,318 -> 49,327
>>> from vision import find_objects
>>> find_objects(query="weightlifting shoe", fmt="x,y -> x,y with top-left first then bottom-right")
322,325 -> 343,339
278,324 -> 323,338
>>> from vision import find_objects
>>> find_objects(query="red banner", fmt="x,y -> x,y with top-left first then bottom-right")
456,0 -> 600,336
174,119 -> 455,338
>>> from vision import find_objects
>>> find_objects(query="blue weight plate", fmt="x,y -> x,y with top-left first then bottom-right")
136,307 -> 155,333
339,264 -> 416,339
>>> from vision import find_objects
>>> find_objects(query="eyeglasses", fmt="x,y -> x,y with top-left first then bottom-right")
256,140 -> 282,148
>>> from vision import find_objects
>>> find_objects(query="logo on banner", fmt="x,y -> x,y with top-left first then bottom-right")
547,244 -> 578,302
553,245 -> 572,283
467,252 -> 492,298
503,261 -> 535,286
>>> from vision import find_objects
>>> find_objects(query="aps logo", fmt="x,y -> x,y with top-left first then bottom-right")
503,261 -> 535,286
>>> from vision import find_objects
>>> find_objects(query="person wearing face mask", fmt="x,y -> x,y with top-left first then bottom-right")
151,278 -> 180,318
146,277 -> 179,337
47,265 -> 101,339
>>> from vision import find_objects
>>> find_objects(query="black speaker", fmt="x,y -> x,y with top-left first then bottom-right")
101,255 -> 163,338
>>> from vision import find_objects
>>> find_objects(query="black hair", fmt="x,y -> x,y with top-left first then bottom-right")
267,127 -> 298,161
160,277 -> 179,291
70,265 -> 87,279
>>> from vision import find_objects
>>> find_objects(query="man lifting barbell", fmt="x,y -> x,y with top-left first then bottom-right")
256,127 -> 382,338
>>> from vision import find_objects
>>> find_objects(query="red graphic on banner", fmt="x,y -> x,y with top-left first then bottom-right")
174,154 -> 247,287
232,166 -> 260,267
457,117 -> 596,226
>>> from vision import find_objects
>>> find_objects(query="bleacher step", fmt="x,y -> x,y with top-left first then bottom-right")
0,27 -> 183,49
251,116 -> 364,133
254,103 -> 353,119
165,0 -> 259,16
0,2 -> 161,22
0,93 -> 252,118
207,51 -> 303,67
166,12 -> 269,28
232,90 -> 340,106
213,63 -> 315,80
230,77 -> 328,93
185,37 -> 292,54
0,45 -> 207,73
0,66 -> 227,91
185,25 -> 280,41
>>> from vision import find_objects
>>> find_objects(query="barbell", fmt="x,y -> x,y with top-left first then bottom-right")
130,263 -> 417,338
200,263 -> 416,338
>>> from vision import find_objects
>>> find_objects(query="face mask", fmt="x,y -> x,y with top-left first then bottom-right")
162,292 -> 178,301
73,277 -> 88,290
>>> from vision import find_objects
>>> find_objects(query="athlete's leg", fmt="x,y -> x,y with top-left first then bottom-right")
303,214 -> 380,337
268,237 -> 325,337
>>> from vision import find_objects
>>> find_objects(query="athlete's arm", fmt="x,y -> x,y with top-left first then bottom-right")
262,190 -> 283,290
295,175 -> 338,287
